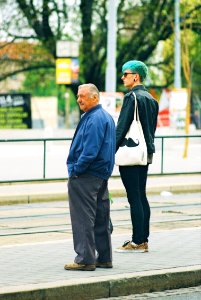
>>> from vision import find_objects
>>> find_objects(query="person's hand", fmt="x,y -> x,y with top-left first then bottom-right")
71,174 -> 79,179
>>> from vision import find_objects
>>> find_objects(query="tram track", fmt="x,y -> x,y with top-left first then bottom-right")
1,194 -> 200,238
1,213 -> 200,237
0,202 -> 200,221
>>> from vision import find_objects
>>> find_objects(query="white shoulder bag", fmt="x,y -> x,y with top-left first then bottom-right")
115,92 -> 147,166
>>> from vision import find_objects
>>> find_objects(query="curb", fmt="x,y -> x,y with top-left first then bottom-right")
1,266 -> 201,300
111,183 -> 201,198
0,193 -> 67,206
0,183 -> 200,205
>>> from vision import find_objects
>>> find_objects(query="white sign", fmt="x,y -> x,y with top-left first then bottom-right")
56,41 -> 79,58
100,92 -> 123,124
169,88 -> 188,129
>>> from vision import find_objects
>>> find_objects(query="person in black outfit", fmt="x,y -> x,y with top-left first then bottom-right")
115,60 -> 159,253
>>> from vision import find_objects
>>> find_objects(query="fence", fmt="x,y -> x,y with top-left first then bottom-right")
0,134 -> 200,183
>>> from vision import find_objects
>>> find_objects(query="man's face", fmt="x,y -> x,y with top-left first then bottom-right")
77,87 -> 96,112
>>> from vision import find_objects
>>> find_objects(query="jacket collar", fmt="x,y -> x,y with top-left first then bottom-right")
131,85 -> 146,92
80,104 -> 102,122
71,104 -> 102,145
85,104 -> 102,115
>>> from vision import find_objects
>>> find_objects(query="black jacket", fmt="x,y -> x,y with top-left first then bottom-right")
116,85 -> 159,155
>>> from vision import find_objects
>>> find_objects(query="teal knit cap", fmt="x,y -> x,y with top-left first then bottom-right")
122,60 -> 148,82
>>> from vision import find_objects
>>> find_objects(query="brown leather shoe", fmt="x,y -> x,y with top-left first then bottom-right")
64,263 -> 96,271
96,261 -> 113,268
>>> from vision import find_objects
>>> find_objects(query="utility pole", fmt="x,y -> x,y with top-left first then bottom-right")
174,0 -> 181,88
105,0 -> 117,92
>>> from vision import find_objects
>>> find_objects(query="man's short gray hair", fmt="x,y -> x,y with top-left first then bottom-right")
78,83 -> 100,99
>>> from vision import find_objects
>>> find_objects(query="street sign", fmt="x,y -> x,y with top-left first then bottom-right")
0,93 -> 32,128
56,58 -> 71,84
56,58 -> 79,84
56,41 -> 79,58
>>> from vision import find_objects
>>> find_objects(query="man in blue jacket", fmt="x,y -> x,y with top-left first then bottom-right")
64,83 -> 116,271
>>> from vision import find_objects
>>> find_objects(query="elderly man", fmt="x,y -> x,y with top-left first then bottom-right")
64,83 -> 116,271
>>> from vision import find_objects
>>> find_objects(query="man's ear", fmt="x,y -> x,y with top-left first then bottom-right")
136,73 -> 141,82
93,95 -> 98,103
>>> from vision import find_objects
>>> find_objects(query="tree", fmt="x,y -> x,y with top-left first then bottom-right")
80,0 -> 201,90
0,0 -> 74,81
21,68 -> 57,97
0,0 -> 200,91
0,41 -> 55,82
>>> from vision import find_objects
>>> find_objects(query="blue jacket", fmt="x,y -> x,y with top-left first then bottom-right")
67,104 -> 116,180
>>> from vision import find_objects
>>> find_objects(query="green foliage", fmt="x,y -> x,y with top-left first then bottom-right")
21,68 -> 57,97
20,68 -> 72,114
161,0 -> 201,95
68,89 -> 77,111
57,85 -> 67,114
188,33 -> 201,97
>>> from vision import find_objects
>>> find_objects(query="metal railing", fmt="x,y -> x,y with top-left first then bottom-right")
0,134 -> 200,183
157,134 -> 201,175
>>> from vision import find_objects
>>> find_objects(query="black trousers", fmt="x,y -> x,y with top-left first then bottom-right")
119,165 -> 150,244
68,174 -> 112,265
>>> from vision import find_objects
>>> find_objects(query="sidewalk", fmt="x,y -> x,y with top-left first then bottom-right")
0,174 -> 201,299
0,228 -> 201,300
0,174 -> 201,205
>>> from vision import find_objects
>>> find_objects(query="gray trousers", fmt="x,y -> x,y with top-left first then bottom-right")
68,174 -> 112,265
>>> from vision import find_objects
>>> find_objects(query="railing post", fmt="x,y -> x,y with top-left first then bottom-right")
161,137 -> 164,174
43,140 -> 46,179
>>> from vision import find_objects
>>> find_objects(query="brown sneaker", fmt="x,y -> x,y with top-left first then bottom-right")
96,261 -> 113,268
144,242 -> 149,252
64,263 -> 96,271
115,240 -> 148,253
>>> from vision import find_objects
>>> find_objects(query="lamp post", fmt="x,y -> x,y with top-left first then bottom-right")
105,0 -> 117,92
174,0 -> 181,88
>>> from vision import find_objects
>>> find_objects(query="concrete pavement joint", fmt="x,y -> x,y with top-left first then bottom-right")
1,227 -> 201,248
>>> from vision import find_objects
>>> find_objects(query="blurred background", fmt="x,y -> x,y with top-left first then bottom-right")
0,0 -> 200,132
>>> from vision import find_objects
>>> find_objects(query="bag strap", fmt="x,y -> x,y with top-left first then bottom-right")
133,92 -> 140,121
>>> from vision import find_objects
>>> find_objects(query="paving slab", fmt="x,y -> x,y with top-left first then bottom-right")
0,228 -> 201,300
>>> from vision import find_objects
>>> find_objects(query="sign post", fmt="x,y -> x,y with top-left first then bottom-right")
56,41 -> 79,128
56,41 -> 79,85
